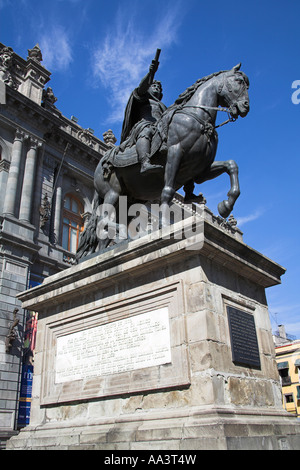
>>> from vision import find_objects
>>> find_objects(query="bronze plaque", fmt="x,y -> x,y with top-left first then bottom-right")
227,306 -> 261,369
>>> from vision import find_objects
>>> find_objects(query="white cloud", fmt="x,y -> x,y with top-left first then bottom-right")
236,209 -> 264,227
40,25 -> 73,72
91,3 -> 182,123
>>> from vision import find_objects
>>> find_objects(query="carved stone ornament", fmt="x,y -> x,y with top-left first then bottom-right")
42,87 -> 58,108
103,129 -> 117,147
78,129 -> 94,148
39,193 -> 51,228
27,43 -> 43,62
0,46 -> 18,89
5,308 -> 19,353
228,214 -> 238,227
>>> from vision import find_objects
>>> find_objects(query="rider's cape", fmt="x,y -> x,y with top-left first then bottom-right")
120,88 -> 166,144
101,88 -> 169,177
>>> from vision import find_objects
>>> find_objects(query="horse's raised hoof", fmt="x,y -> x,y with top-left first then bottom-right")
218,200 -> 232,219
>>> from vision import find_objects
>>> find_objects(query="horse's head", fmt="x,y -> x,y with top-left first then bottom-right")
217,64 -> 250,119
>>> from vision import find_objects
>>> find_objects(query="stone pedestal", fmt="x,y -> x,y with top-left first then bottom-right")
6,211 -> 300,450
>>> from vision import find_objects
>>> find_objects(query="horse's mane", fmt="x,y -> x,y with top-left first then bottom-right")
174,69 -> 227,106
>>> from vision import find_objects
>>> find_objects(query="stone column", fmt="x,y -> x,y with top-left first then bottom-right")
53,174 -> 63,243
3,129 -> 26,216
19,138 -> 41,223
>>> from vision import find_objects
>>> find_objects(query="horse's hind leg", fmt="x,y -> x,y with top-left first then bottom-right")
97,188 -> 122,249
160,144 -> 183,226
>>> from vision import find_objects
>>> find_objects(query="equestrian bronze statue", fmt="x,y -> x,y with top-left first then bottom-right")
76,51 -> 250,260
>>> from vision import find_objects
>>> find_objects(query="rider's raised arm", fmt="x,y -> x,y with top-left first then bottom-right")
136,60 -> 159,97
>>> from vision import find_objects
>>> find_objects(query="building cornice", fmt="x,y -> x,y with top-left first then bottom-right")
2,85 -> 109,171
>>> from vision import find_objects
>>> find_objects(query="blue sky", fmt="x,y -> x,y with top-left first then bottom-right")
1,0 -> 300,338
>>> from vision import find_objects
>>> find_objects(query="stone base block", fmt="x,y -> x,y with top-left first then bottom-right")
7,407 -> 300,450
6,216 -> 300,450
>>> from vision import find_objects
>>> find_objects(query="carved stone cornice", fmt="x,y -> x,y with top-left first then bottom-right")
4,85 -> 62,130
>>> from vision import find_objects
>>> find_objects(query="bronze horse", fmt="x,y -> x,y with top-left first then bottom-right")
76,64 -> 249,260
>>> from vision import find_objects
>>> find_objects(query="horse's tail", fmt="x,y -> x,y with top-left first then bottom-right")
75,191 -> 103,262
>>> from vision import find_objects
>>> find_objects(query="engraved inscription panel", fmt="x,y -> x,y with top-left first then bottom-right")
55,307 -> 171,383
41,281 -> 190,405
227,306 -> 261,369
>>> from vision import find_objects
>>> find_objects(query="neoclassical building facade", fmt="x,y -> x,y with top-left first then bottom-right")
0,42 -> 112,446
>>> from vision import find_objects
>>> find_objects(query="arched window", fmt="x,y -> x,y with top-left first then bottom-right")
62,194 -> 84,253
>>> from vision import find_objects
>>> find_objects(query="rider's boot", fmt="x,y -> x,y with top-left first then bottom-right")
140,154 -> 163,174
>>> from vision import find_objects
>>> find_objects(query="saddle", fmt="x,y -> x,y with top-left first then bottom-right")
101,111 -> 171,177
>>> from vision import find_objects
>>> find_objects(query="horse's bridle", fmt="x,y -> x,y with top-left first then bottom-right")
180,73 -> 248,129
180,104 -> 236,129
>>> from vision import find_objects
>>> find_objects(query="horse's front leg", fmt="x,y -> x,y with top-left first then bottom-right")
160,143 -> 183,226
197,160 -> 240,218
218,160 -> 240,218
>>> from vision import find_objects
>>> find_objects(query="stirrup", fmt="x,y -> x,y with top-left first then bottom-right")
140,155 -> 163,174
